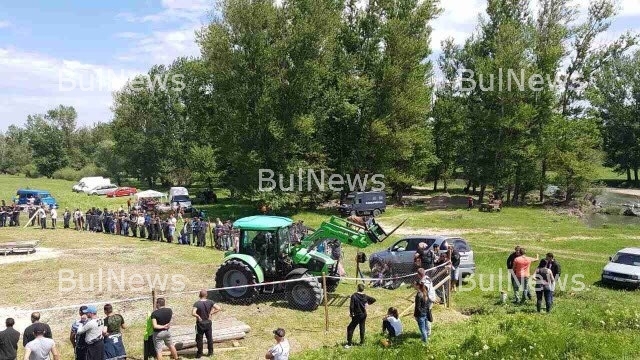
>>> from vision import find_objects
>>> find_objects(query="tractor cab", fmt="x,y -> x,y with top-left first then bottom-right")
233,216 -> 298,280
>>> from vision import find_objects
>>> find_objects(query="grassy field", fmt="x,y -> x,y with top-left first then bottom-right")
0,176 -> 640,359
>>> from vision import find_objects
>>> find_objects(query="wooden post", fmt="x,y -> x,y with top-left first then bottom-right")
152,288 -> 157,309
446,267 -> 451,308
322,272 -> 329,332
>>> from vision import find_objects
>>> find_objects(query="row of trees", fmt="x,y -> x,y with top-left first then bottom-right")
2,0 -> 638,206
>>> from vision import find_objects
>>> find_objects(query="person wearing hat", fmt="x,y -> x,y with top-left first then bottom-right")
23,323 -> 60,360
76,305 -> 105,360
265,328 -> 289,360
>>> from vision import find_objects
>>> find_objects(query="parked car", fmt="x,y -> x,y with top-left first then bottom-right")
169,187 -> 192,211
106,187 -> 138,198
72,177 -> 108,192
14,189 -> 58,208
601,248 -> 640,288
368,235 -> 475,278
87,184 -> 118,196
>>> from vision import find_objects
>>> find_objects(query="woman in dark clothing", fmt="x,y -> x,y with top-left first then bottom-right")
414,281 -> 432,344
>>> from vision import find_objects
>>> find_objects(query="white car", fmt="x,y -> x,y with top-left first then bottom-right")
601,248 -> 640,288
87,184 -> 118,196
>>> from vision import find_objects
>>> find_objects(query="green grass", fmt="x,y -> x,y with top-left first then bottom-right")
2,175 -> 640,359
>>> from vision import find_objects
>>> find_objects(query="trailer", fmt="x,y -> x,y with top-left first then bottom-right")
0,240 -> 39,256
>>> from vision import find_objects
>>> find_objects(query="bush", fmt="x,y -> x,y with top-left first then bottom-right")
52,164 -> 107,182
22,164 -> 40,178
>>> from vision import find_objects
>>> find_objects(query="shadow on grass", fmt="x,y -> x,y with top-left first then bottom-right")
592,280 -> 640,292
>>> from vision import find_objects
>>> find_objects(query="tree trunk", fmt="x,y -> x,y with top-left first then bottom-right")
479,184 -> 486,203
433,178 -> 438,191
634,167 -> 639,187
147,177 -> 153,188
443,179 -> 448,192
627,167 -> 632,182
539,160 -> 546,202
520,191 -> 526,204
472,184 -> 477,194
506,186 -> 512,204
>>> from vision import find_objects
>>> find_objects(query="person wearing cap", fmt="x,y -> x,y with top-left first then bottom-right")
76,305 -> 105,360
22,313 -> 52,347
265,328 -> 289,360
70,306 -> 88,360
0,318 -> 20,360
23,323 -> 60,360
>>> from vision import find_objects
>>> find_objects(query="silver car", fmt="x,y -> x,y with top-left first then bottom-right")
368,235 -> 476,277
601,248 -> 640,289
87,184 -> 118,196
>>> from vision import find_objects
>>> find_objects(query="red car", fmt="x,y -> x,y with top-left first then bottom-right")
106,187 -> 138,198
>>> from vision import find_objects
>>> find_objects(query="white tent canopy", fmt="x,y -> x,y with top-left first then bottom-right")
135,190 -> 167,199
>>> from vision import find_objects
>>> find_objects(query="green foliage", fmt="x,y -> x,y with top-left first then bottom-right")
52,164 -> 106,182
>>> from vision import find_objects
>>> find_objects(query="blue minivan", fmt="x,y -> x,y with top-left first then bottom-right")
14,189 -> 58,208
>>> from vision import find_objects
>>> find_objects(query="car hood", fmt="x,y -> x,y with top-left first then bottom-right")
604,262 -> 640,276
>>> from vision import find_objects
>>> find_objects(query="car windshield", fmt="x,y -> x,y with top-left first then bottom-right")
451,239 -> 471,252
612,253 -> 640,266
173,195 -> 190,201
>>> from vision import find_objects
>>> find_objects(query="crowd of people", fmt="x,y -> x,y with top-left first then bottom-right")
0,291 -> 291,360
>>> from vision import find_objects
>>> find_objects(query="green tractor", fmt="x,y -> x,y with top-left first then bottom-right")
214,215 -> 405,310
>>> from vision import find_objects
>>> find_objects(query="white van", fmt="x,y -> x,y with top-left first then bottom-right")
72,177 -> 105,192
169,187 -> 192,211
79,178 -> 112,194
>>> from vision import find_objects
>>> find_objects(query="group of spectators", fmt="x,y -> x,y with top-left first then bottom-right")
0,291 -> 291,360
345,267 -> 440,349
507,246 -> 561,313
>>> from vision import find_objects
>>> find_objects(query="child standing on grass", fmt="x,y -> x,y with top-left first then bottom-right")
345,284 -> 376,349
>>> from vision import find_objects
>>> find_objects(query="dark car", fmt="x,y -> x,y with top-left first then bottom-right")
368,235 -> 476,277
338,191 -> 386,217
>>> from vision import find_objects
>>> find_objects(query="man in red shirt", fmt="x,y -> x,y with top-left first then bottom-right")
511,248 -> 538,304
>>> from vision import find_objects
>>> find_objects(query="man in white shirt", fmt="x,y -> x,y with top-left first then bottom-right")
168,214 -> 177,243
76,306 -> 104,360
265,328 -> 289,360
50,207 -> 57,229
37,206 -> 47,230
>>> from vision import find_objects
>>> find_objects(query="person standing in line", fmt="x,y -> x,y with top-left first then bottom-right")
23,324 -> 60,360
265,328 -> 290,360
0,318 -> 20,360
192,289 -> 221,358
50,206 -> 57,229
63,208 -> 71,229
413,281 -> 432,345
103,304 -> 127,360
345,284 -> 376,349
37,206 -> 47,230
151,298 -> 178,360
70,305 -> 88,360
167,214 -> 177,243
192,217 -> 201,246
199,219 -> 208,247
533,263 -> 555,313
76,306 -> 105,360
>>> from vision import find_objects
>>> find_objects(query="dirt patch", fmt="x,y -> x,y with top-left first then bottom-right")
0,247 -> 60,265
435,307 -> 471,324
379,221 -> 514,237
607,188 -> 640,197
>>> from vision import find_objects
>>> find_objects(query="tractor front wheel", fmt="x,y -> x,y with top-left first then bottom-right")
373,209 -> 381,217
215,260 -> 259,303
286,273 -> 323,311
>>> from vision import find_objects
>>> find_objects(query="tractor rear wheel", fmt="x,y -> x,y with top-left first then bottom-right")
373,209 -> 381,217
286,273 -> 323,311
215,260 -> 259,303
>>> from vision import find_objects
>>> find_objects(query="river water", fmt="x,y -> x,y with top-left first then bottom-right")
584,189 -> 640,227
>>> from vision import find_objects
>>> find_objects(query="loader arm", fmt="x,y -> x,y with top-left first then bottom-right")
301,216 -> 406,250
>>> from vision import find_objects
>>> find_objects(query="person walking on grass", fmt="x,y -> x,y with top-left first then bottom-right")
70,306 -> 88,360
0,318 -> 20,360
265,328 -> 289,360
151,298 -> 178,360
345,284 -> 376,349
23,324 -> 60,360
512,248 -> 539,304
533,263 -> 555,313
414,281 -> 433,345
192,289 -> 221,359
22,313 -> 52,347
